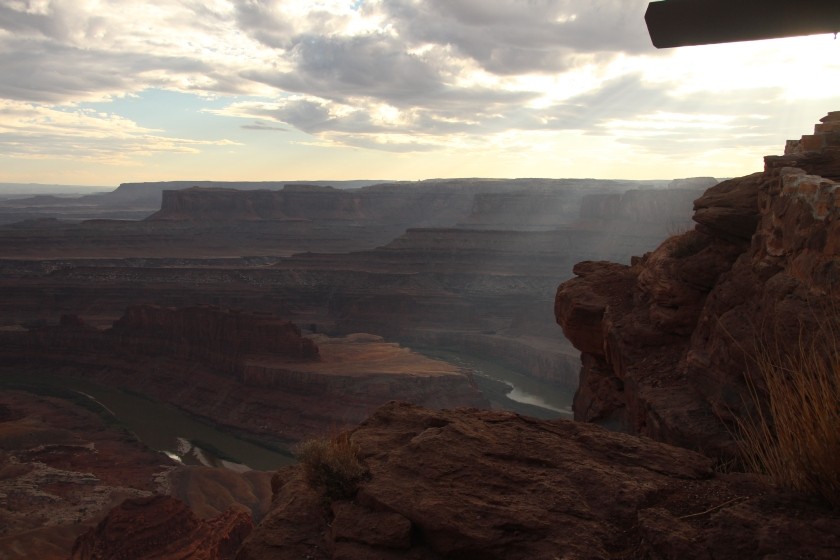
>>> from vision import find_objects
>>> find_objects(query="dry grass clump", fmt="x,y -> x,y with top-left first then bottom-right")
667,228 -> 711,259
295,432 -> 368,500
737,329 -> 840,507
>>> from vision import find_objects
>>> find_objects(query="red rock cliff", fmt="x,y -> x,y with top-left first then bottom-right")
111,304 -> 320,371
555,112 -> 840,457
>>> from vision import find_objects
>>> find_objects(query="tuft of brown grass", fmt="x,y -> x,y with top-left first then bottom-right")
737,328 -> 840,507
667,228 -> 711,259
295,432 -> 368,500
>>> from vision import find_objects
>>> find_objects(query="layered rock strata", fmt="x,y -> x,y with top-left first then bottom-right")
555,112 -> 840,457
0,176 -> 696,402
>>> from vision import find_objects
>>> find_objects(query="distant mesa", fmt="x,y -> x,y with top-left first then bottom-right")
667,176 -> 718,190
20,304 -> 320,375
578,188 -> 703,224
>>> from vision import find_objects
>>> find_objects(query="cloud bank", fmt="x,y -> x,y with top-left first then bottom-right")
1,0 -> 838,179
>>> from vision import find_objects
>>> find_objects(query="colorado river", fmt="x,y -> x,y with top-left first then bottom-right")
411,348 -> 574,420
1,372 -> 295,471
1,349 -> 572,470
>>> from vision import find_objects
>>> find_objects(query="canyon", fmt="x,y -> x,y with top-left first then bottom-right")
235,113 -> 840,560
1,173 -> 713,556
6,114 -> 840,559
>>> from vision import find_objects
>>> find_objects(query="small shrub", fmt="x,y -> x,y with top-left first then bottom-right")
295,432 -> 368,500
737,328 -> 840,507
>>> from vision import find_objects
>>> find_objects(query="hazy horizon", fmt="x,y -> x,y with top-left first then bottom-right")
1,1 -> 838,186
0,174 -> 713,197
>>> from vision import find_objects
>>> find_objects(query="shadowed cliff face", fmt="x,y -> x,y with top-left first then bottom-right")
148,184 -> 478,225
555,112 -> 840,457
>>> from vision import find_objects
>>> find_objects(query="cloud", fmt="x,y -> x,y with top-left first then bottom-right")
215,69 -> 818,161
0,0 -> 275,103
233,0 -> 295,49
0,39 -> 218,103
1,0 -> 839,180
0,100 -> 238,165
241,121 -> 288,131
365,0 -> 653,75
243,32 -> 450,105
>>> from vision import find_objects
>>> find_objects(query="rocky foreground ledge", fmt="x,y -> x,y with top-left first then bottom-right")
236,402 -> 839,560
69,401 -> 840,560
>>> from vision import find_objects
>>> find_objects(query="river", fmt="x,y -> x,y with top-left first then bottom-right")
1,347 -> 572,471
1,371 -> 295,472
410,347 -> 574,420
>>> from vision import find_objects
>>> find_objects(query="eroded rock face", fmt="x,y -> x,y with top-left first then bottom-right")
239,402 -> 840,560
71,495 -> 252,560
555,112 -> 840,458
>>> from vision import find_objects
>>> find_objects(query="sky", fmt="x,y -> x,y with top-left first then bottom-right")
1,0 -> 839,187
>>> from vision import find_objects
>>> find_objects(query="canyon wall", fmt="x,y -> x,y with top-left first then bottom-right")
578,187 -> 707,224
555,112 -> 840,457
111,304 -> 320,370
2,306 -> 486,443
